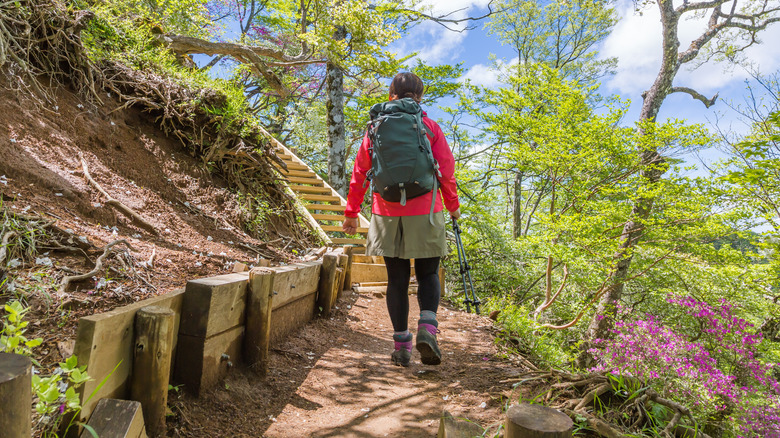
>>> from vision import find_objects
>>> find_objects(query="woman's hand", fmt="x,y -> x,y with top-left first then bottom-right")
449,208 -> 461,220
342,217 -> 359,234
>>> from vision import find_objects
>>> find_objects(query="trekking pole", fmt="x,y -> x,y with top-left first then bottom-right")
451,218 -> 480,314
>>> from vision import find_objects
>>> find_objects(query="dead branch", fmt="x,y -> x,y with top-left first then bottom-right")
564,409 -> 629,438
59,239 -> 134,295
533,263 -> 569,320
79,153 -> 158,235
0,230 -> 16,266
574,382 -> 612,411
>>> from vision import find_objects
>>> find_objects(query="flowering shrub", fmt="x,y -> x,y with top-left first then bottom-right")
590,297 -> 780,437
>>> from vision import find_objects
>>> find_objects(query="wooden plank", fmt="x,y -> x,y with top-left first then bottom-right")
73,289 -> 185,422
321,225 -> 368,233
270,262 -> 321,310
305,204 -> 345,212
300,194 -> 341,203
351,254 -> 375,263
178,273 -> 248,338
130,307 -> 175,437
82,399 -> 147,438
287,176 -> 324,186
244,268 -> 275,373
351,262 -> 389,284
335,254 -> 348,298
277,153 -> 292,160
0,353 -> 31,438
289,185 -> 332,194
331,238 -> 366,245
174,326 -> 244,396
311,213 -> 345,221
269,294 -> 317,344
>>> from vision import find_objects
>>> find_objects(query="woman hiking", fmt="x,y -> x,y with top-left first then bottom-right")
342,72 -> 461,367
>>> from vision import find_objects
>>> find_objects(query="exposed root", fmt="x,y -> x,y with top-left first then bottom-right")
79,153 -> 158,235
59,239 -> 134,295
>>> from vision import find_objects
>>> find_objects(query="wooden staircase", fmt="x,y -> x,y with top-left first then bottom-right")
271,142 -> 370,247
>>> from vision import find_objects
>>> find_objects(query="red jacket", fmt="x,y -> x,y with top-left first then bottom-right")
345,113 -> 460,218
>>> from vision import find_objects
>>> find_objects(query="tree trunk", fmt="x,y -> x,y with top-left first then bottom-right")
326,62 -> 347,196
579,0 -> 681,366
513,171 -> 523,239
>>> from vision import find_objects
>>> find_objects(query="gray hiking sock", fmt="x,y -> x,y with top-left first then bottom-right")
419,310 -> 437,324
393,331 -> 412,342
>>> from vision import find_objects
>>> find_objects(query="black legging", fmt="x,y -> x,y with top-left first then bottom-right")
384,256 -> 441,332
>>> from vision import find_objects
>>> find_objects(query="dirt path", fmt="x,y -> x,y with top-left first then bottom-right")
174,289 -> 527,437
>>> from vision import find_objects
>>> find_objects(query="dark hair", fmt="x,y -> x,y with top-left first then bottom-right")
389,72 -> 424,103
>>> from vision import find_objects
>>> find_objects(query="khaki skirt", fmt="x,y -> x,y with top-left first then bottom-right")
365,212 -> 447,259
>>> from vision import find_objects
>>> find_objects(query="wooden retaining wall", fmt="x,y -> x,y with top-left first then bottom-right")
71,256 -> 347,425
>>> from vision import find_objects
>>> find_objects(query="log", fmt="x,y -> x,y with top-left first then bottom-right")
130,306 -> 175,437
81,398 -> 147,438
244,268 -> 275,374
437,410 -> 484,438
317,254 -> 338,316
505,403 -> 573,438
0,353 -> 31,438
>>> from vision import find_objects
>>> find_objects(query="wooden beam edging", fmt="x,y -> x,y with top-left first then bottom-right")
73,289 -> 185,423
0,353 -> 32,438
257,125 -> 371,231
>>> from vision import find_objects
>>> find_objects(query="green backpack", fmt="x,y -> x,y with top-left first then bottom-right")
366,98 -> 441,221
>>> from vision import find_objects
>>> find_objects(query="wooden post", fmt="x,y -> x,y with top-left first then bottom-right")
0,352 -> 31,438
130,306 -> 175,437
244,268 -> 275,374
505,403 -> 573,438
335,254 -> 349,298
317,254 -> 338,316
342,246 -> 354,290
437,410 -> 484,438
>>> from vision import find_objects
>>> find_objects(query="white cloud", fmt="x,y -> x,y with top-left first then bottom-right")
601,0 -> 780,98
461,58 -> 518,88
391,0 -> 492,64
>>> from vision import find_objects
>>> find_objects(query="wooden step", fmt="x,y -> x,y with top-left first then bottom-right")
321,225 -> 368,233
312,213 -> 346,221
305,204 -> 345,212
301,194 -> 341,203
289,185 -> 332,194
287,177 -> 324,186
282,170 -> 319,178
277,153 -> 293,160
331,238 -> 366,245
273,162 -> 309,171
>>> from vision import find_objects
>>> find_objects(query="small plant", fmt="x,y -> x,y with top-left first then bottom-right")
1,300 -> 102,437
0,300 -> 43,357
32,355 -> 93,437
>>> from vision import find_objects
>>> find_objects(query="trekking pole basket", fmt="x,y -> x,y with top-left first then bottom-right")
451,217 -> 480,314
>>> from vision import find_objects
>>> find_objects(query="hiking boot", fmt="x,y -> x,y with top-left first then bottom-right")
416,322 -> 441,365
391,334 -> 413,367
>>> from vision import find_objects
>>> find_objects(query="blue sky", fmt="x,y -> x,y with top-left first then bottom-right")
391,0 -> 780,138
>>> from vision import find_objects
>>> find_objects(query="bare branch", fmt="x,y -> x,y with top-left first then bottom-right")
670,86 -> 719,107
156,34 -> 314,97
382,1 -> 496,32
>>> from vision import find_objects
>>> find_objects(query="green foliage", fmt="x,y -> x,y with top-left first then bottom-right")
486,297 -> 571,368
0,300 -> 43,356
486,0 -> 618,87
1,301 -> 98,437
